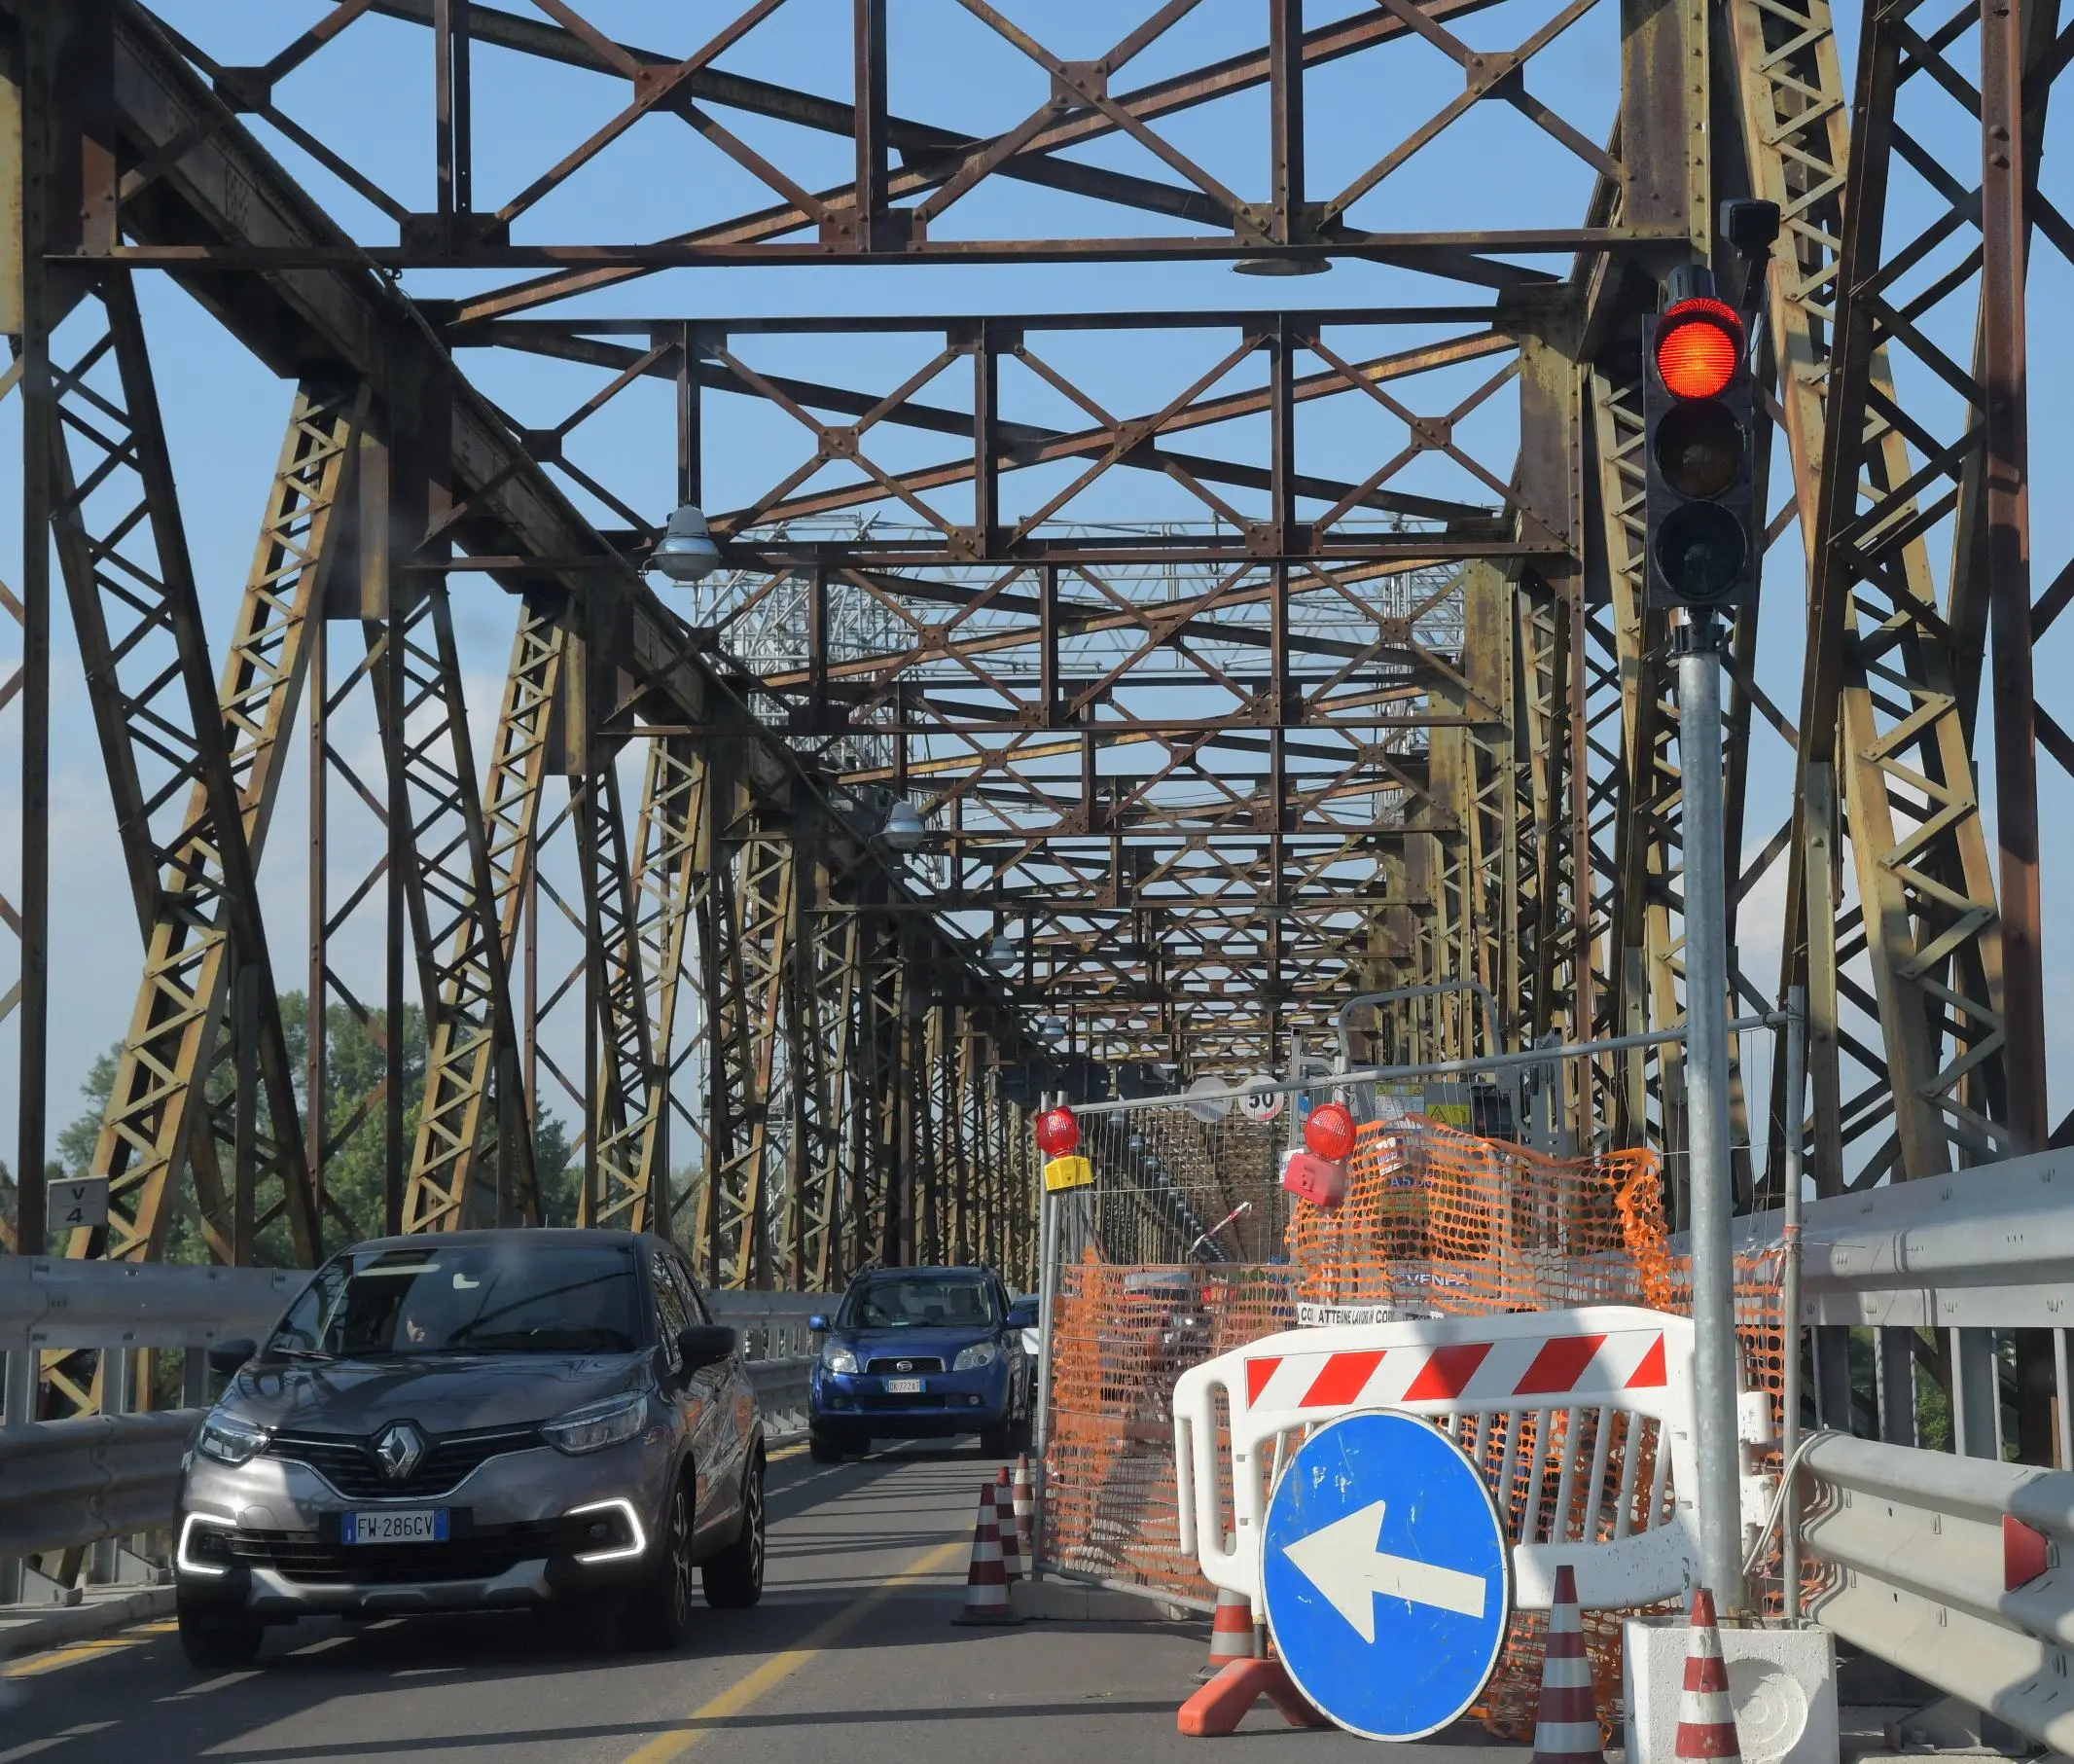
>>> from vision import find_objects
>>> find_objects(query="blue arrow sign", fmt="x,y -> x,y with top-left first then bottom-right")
1262,1408 -> 1512,1742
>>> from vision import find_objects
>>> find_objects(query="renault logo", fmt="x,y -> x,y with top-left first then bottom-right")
375,1422 -> 424,1483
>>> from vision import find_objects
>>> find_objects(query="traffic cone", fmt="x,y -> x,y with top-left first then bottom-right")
1673,1588 -> 1743,1763
1532,1565 -> 1605,1764
1196,1583 -> 1259,1683
951,1482 -> 1019,1625
994,1470 -> 1022,1582
1012,1454 -> 1036,1564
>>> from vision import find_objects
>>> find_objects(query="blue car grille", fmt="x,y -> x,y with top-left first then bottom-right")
865,1356 -> 945,1375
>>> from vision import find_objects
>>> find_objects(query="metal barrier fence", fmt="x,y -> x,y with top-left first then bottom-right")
0,1260 -> 823,1604
1036,1121 -> 2074,1746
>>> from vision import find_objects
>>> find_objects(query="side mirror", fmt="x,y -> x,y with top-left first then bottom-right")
207,1339 -> 258,1378
677,1324 -> 738,1373
1006,1302 -> 1038,1330
807,1314 -> 830,1333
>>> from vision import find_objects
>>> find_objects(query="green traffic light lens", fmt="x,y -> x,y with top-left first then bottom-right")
1655,504 -> 1746,601
1655,400 -> 1742,499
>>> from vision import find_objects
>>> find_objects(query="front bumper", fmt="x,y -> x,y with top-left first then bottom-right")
810,1358 -> 1009,1436
175,1435 -> 668,1619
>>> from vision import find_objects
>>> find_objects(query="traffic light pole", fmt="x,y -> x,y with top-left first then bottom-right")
1675,609 -> 1747,1614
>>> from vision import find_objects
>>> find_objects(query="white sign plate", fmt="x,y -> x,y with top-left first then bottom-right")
48,1176 -> 110,1231
1238,1075 -> 1284,1123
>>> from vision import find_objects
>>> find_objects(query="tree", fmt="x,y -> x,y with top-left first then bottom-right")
46,993 -> 579,1261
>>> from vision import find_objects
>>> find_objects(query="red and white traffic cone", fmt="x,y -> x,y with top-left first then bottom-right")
951,1482 -> 1019,1625
1012,1454 -> 1036,1564
1673,1588 -> 1743,1763
1196,1583 -> 1259,1683
994,1470 -> 1022,1582
1531,1565 -> 1605,1764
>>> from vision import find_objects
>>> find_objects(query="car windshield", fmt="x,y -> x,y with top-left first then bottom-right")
267,1242 -> 644,1357
840,1276 -> 995,1331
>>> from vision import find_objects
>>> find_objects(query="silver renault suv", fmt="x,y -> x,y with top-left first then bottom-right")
173,1229 -> 765,1668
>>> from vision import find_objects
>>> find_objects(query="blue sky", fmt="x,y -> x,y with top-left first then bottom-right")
2,0 -> 2069,1186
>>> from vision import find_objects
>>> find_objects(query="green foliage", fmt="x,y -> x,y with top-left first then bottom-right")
50,991 -> 578,1261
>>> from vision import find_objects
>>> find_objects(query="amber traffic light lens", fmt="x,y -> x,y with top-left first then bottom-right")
1655,401 -> 1742,499
1655,298 -> 1742,400
1654,504 -> 1747,601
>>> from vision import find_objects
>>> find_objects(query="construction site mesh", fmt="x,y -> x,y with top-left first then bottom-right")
1039,1115 -> 1788,1741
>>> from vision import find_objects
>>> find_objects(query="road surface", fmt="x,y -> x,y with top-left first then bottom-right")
0,1442 -> 1521,1763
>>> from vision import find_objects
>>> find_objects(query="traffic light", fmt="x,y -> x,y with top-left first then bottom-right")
1643,290 -> 1758,611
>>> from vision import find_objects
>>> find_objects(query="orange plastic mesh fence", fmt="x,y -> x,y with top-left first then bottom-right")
1039,1116 -> 1788,1740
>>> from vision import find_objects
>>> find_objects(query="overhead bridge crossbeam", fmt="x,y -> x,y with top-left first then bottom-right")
0,0 -> 2063,1461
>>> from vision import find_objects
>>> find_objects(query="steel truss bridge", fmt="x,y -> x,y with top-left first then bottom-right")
0,1 -> 2062,1358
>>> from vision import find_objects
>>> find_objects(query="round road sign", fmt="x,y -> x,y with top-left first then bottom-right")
1184,1076 -> 1232,1125
1238,1074 -> 1284,1124
1262,1408 -> 1512,1742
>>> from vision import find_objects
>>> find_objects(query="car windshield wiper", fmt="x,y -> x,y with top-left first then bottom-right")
441,1328 -> 636,1353
265,1345 -> 334,1361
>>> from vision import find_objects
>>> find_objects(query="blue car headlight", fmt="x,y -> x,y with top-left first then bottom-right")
821,1341 -> 860,1375
952,1341 -> 997,1372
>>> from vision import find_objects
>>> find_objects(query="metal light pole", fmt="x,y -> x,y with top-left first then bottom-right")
1031,1092 -> 1062,1580
1779,986 -> 1808,1623
1677,608 -> 1747,1613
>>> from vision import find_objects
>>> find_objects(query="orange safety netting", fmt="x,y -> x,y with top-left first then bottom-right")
1040,1115 -> 1787,1742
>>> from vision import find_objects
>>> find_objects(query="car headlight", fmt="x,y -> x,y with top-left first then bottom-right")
953,1341 -> 997,1371
196,1411 -> 270,1465
821,1341 -> 859,1375
542,1391 -> 648,1456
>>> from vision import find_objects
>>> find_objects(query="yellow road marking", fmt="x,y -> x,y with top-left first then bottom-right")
620,1536 -> 969,1764
768,1441 -> 808,1463
2,1637 -> 141,1679
2,1615 -> 174,1680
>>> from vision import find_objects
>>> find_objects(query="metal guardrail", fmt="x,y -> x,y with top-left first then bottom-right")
0,1410 -> 199,1559
1695,1145 -> 2074,1753
1800,1432 -> 2074,1751
0,1258 -> 312,1355
1696,1146 -> 2074,1460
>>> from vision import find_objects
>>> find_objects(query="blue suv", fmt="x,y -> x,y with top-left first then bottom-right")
808,1267 -> 1036,1462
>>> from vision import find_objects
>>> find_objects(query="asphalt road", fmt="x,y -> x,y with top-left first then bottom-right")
0,1442 -> 1524,1763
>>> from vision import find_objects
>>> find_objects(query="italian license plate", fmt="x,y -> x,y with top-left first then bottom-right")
884,1378 -> 924,1395
341,1508 -> 448,1544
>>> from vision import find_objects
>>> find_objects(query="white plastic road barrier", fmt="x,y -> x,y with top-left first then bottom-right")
1174,1306 -> 1774,1612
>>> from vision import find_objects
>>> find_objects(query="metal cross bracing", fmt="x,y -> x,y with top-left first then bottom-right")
2,2 -> 1045,1359
44,276 -> 328,1271
104,0 -> 1684,283
3,0 -> 2071,1464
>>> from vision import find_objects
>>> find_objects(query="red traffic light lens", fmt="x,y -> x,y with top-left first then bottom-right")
1305,1101 -> 1357,1163
1655,298 -> 1742,400
1034,1106 -> 1079,1158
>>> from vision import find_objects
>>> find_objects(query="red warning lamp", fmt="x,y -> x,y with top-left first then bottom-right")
1305,1101 -> 1357,1163
1653,297 -> 1742,401
1034,1106 -> 1080,1159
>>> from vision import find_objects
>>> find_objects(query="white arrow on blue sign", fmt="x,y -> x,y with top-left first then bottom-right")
1262,1407 -> 1513,1742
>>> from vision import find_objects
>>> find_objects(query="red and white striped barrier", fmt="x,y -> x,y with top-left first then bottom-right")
1174,1306 -> 1770,1614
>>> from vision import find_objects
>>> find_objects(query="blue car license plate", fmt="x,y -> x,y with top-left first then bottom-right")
884,1378 -> 924,1395
341,1508 -> 448,1544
